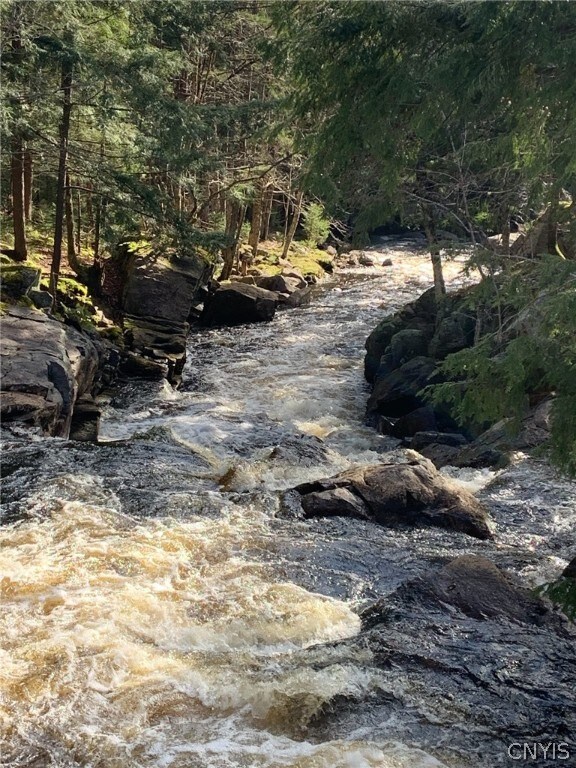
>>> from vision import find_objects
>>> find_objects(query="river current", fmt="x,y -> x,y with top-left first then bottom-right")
2,243 -> 575,767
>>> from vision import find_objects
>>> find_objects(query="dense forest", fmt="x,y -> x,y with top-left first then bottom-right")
3,4 -> 576,765
2,0 -> 576,470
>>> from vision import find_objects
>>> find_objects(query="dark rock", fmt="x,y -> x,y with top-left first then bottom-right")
419,442 -> 462,468
373,353 -> 395,382
102,246 -> 211,383
317,259 -> 334,273
358,253 -> 377,266
428,311 -> 475,359
119,351 -> 168,379
391,406 -> 438,438
279,284 -> 312,308
293,453 -> 493,539
232,276 -> 257,285
366,356 -> 437,418
0,307 -> 99,437
256,272 -> 305,294
381,258 -> 393,267
358,598 -> 392,630
301,487 -> 371,520
0,265 -> 41,298
563,557 -> 576,579
390,328 -> 429,367
398,555 -> 562,628
200,283 -> 278,327
410,431 -> 469,450
69,397 -> 101,442
28,288 -> 53,309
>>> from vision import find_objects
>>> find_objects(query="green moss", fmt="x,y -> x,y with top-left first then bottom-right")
537,578 -> 576,621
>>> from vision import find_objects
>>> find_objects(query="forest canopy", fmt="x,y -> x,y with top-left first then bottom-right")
2,0 -> 575,470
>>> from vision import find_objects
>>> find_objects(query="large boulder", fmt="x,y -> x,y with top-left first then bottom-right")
256,271 -> 312,308
0,306 -> 99,437
200,283 -> 278,327
102,246 -> 211,383
366,356 -> 438,419
397,555 -> 564,628
0,264 -> 41,299
290,453 -> 493,539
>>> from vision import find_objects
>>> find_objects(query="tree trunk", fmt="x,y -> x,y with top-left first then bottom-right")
76,188 -> 82,254
219,199 -> 241,281
422,209 -> 446,302
248,180 -> 264,259
282,189 -> 304,260
50,46 -> 74,304
10,136 -> 27,262
23,147 -> 33,223
260,184 -> 273,241
8,13 -> 27,261
65,172 -> 84,277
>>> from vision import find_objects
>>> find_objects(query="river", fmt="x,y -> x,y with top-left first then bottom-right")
1,242 -> 575,767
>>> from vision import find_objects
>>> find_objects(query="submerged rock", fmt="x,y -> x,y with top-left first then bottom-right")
291,453 -> 493,539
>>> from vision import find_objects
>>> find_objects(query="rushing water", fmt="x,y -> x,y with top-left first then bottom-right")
2,244 -> 575,768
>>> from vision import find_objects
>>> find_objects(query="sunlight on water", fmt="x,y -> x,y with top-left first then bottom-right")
2,253 -> 472,766
0,475 -> 451,767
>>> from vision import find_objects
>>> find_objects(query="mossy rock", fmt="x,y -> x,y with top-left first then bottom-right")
0,264 -> 41,299
537,578 -> 576,621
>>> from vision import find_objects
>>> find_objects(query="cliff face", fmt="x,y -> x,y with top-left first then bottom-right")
1,306 -> 100,438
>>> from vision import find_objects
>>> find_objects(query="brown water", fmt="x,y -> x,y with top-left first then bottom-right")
2,244 -> 574,767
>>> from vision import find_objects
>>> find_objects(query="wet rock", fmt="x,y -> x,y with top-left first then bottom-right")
364,317 -> 405,382
398,555 -> 563,628
410,431 -> 469,451
390,406 -> 438,438
200,283 -> 278,326
1,306 -> 99,437
366,356 -> 437,419
358,253 -> 377,266
69,396 -> 100,442
381,258 -> 393,267
301,487 -> 371,520
293,453 -> 493,539
119,351 -> 168,379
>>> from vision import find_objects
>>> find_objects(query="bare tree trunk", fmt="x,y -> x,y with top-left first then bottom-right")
50,45 -> 74,304
260,184 -> 273,241
422,208 -> 446,302
248,180 -> 264,259
65,172 -> 84,277
219,199 -> 240,281
8,14 -> 27,261
10,136 -> 27,261
76,188 -> 82,254
282,189 -> 304,260
23,147 -> 33,223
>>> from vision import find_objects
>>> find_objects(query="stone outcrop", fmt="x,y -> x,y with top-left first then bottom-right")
289,452 -> 493,539
102,245 -> 211,383
200,282 -> 279,326
397,555 -> 565,629
1,306 -> 99,437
